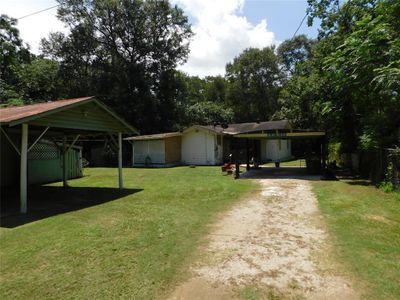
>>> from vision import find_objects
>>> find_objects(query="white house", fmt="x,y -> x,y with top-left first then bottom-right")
181,125 -> 223,165
261,139 -> 292,162
127,120 -> 294,167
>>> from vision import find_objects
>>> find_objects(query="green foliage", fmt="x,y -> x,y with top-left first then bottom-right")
328,142 -> 341,163
280,0 -> 400,155
0,14 -> 31,103
383,147 -> 400,190
183,101 -> 233,126
0,98 -> 24,108
277,34 -> 315,75
226,47 -> 282,122
379,180 -> 396,193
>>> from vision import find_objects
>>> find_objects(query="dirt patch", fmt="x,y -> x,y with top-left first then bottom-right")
366,214 -> 398,225
168,179 -> 358,299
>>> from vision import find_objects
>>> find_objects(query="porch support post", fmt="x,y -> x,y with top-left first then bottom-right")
20,123 -> 28,214
246,138 -> 250,171
62,135 -> 68,188
118,132 -> 123,189
321,136 -> 327,169
234,138 -> 240,179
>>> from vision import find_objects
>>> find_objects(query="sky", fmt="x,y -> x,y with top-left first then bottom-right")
1,0 -> 320,77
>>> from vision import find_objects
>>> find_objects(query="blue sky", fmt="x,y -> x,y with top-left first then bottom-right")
1,0 -> 320,77
243,0 -> 319,41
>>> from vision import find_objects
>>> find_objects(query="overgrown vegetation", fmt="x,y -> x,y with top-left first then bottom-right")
312,180 -> 400,299
0,167 -> 254,299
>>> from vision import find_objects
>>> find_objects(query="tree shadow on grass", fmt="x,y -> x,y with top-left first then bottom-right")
0,186 -> 143,228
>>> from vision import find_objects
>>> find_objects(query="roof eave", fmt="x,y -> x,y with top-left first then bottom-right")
6,97 -> 95,127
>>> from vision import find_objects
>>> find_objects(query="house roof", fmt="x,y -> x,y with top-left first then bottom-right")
0,97 -> 138,134
124,120 -> 292,141
185,120 -> 291,135
125,132 -> 181,141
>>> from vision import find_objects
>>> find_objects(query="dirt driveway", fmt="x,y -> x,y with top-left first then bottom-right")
168,179 -> 358,300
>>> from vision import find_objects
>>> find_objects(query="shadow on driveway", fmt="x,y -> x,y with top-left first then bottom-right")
239,167 -> 321,180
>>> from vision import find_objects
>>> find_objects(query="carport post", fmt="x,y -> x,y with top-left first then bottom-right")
118,132 -> 123,190
20,123 -> 28,213
246,139 -> 250,171
62,135 -> 68,188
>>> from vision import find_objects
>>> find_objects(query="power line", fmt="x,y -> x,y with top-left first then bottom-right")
17,4 -> 60,20
292,12 -> 308,39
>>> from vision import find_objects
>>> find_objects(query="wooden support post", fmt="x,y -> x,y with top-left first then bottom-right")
118,132 -> 123,190
246,138 -> 250,171
62,135 -> 68,188
20,124 -> 28,214
321,136 -> 327,169
234,138 -> 240,179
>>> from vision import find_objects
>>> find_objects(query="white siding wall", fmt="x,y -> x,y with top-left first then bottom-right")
261,139 -> 291,162
181,130 -> 217,165
133,140 -> 165,164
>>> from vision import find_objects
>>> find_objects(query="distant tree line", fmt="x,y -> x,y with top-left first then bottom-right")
1,0 -> 399,154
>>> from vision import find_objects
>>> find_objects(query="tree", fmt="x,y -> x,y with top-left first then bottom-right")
0,14 -> 31,103
183,101 -> 233,126
225,47 -> 283,122
277,34 -> 315,75
41,0 -> 193,133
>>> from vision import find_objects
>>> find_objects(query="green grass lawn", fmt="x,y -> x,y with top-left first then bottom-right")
0,167 -> 254,299
262,159 -> 306,167
312,180 -> 400,300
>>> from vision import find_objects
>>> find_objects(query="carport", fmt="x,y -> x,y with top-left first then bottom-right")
0,97 -> 138,213
232,130 -> 326,179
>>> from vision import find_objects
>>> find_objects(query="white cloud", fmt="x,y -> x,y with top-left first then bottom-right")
1,0 -> 66,54
1,0 -> 276,77
173,0 -> 276,77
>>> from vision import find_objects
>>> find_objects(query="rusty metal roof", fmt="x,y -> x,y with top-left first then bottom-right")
0,97 -> 93,124
125,132 -> 182,141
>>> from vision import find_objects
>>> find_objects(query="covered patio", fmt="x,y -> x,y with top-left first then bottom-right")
0,97 -> 138,214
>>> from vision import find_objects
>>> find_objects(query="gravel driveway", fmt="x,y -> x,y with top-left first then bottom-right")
168,178 -> 358,300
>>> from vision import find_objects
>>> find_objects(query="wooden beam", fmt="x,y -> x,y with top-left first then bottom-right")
20,124 -> 28,213
65,134 -> 80,153
28,126 -> 49,152
118,132 -> 123,189
1,126 -> 20,155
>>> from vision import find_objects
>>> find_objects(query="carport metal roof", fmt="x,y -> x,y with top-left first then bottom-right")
0,96 -> 138,214
0,96 -> 138,134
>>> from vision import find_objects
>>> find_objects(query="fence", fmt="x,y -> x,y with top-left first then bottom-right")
359,148 -> 400,187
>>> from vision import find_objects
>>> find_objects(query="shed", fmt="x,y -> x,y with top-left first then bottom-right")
125,132 -> 182,167
0,97 -> 138,213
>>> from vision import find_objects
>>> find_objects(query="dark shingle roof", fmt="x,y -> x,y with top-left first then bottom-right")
200,120 -> 291,135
